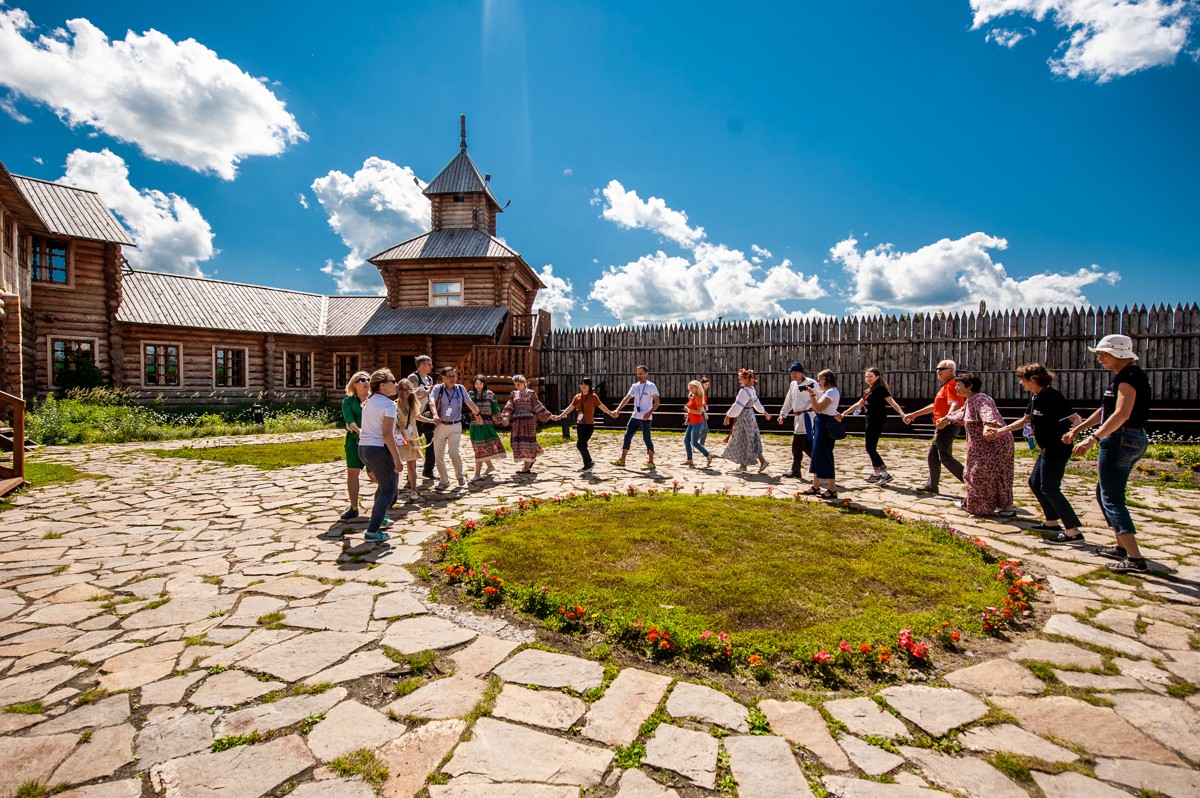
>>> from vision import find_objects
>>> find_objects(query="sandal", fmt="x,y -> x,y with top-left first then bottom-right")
1044,531 -> 1085,544
805,486 -> 822,495
820,490 -> 839,500
1107,557 -> 1148,575
1096,545 -> 1127,561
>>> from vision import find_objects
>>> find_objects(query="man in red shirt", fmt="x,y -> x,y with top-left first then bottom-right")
902,359 -> 964,493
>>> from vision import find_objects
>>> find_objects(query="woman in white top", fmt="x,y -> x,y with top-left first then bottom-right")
805,369 -> 842,499
722,368 -> 771,471
356,368 -> 403,542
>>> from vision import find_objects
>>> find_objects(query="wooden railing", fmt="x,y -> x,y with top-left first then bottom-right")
460,346 -> 541,380
510,313 -> 536,341
0,390 -> 25,494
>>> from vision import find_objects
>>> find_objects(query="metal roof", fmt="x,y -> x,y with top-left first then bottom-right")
0,162 -> 47,233
117,270 -> 509,337
11,175 -> 133,245
326,298 -> 509,337
423,149 -> 500,208
369,228 -> 521,263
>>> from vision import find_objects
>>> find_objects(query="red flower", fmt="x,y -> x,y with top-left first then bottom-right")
813,651 -> 831,664
700,630 -> 713,640
910,643 -> 928,659
838,640 -> 852,653
483,586 -> 498,596
950,630 -> 961,642
859,644 -> 872,653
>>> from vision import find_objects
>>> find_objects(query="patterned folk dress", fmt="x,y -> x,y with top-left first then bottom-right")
946,392 -> 1015,515
468,390 -> 507,462
498,389 -> 552,461
721,386 -> 767,467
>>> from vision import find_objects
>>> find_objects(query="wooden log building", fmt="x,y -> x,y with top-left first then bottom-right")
0,118 -> 549,406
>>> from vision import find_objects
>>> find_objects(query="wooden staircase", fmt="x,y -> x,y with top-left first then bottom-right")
0,391 -> 26,497
457,310 -> 551,399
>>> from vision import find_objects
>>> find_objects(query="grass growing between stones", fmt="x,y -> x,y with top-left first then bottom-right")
146,438 -> 345,470
0,460 -> 104,513
328,748 -> 389,789
460,494 -> 1009,657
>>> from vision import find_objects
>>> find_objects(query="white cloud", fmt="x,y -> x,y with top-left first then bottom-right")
60,148 -> 214,276
311,157 -> 431,294
590,243 -> 825,325
596,179 -> 706,249
970,0 -> 1196,82
531,264 -> 575,327
297,193 -> 308,209
562,167 -> 574,176
985,27 -> 1031,47
0,6 -> 305,178
829,231 -> 1119,314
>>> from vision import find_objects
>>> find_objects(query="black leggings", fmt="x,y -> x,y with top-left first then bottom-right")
865,422 -> 885,470
576,423 -> 595,467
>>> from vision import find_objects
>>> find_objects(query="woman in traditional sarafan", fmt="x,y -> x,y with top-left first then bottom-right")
722,368 -> 771,471
937,372 -> 1016,517
468,374 -> 507,480
496,374 -> 553,474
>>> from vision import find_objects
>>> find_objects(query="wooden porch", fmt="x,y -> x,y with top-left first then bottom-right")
0,390 -> 26,497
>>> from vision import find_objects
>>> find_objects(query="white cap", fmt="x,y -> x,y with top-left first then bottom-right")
1088,334 -> 1139,361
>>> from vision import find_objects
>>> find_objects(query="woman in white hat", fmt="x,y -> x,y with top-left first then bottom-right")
1064,334 -> 1152,574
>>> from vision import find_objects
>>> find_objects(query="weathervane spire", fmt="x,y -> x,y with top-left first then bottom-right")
460,114 -> 467,152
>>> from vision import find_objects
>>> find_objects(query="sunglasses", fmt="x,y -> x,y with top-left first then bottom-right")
355,377 -> 369,383
935,367 -> 952,371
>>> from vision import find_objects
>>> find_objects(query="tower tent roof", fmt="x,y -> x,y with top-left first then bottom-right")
422,115 -> 501,210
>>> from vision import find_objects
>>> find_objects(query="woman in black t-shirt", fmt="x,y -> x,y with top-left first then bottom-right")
838,368 -> 906,485
986,364 -> 1082,541
1064,335 -> 1153,575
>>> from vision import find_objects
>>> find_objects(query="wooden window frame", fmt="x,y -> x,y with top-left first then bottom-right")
141,341 -> 183,388
31,236 -> 74,288
429,279 -> 463,307
284,350 -> 313,389
212,346 -> 248,389
333,352 -> 360,390
47,336 -> 98,389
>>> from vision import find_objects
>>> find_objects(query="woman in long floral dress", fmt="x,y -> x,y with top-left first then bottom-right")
937,373 -> 1016,517
468,375 -> 507,480
722,368 -> 771,471
496,374 -> 552,475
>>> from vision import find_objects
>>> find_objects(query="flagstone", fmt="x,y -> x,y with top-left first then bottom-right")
838,735 -> 904,775
304,699 -> 407,761
372,591 -> 428,619
823,697 -> 909,739
247,576 -> 330,599
1032,771 -> 1132,798
73,640 -> 141,664
56,779 -> 144,798
378,718 -> 467,798
822,776 -> 945,797
215,687 -> 347,737
1006,638 -> 1104,669
29,694 -> 130,735
141,671 -> 206,705
0,732 -> 79,786
50,721 -> 135,786
55,629 -> 122,654
758,699 -> 851,771
615,769 -> 680,797
121,594 -> 234,630
1109,692 -> 1200,761
380,614 -> 477,655
150,733 -> 315,798
188,669 -> 285,707
878,685 -> 988,737
236,631 -> 373,681
943,658 -> 1044,695
448,634 -> 519,678
98,640 -> 184,691
1163,650 -> 1200,683
443,717 -> 612,786
0,712 -> 44,733
992,695 -> 1184,765
1094,758 -> 1200,798
0,663 -> 78,706
492,648 -> 603,693
284,596 -> 374,632
10,649 -> 66,674
958,723 -> 1078,762
429,783 -> 581,797
135,708 -> 216,768
899,747 -> 1026,798
642,722 -> 718,789
724,734 -> 813,797
581,667 -> 673,747
492,683 -> 587,730
1053,670 -> 1147,691
290,779 -> 376,798
386,673 -> 488,720
1043,614 -> 1159,659
665,680 -> 749,732
21,600 -> 104,626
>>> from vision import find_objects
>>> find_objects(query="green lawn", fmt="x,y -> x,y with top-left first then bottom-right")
0,461 -> 105,513
461,494 -> 1009,656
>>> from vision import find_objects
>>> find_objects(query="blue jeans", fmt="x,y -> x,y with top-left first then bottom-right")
684,422 -> 709,460
697,419 -> 709,447
1095,429 -> 1147,536
357,445 -> 397,535
622,417 -> 654,452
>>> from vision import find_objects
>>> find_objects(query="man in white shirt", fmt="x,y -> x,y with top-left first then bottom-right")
612,365 -> 660,469
777,361 -> 818,479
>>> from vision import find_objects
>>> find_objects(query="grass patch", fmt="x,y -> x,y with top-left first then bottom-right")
0,461 -> 104,513
3,701 -> 43,715
460,494 -> 1009,656
146,438 -> 345,470
392,678 -> 425,697
328,748 -> 389,788
257,611 -> 286,627
210,730 -> 261,752
73,688 -> 109,706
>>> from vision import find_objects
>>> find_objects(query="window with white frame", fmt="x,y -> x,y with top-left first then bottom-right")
334,353 -> 360,388
430,280 -> 462,306
143,343 -> 181,386
49,338 -> 96,388
285,351 -> 312,388
214,347 -> 247,388
32,237 -> 70,284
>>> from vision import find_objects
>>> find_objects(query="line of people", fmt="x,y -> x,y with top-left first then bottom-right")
339,334 -> 1154,574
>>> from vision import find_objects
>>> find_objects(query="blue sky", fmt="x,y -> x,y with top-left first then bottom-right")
1,0 -> 1197,326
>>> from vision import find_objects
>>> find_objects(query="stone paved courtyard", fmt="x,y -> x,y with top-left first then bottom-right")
2,429 -> 1199,797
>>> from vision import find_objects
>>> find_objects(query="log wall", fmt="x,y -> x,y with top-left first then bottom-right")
381,262 -> 512,308
29,239 -> 113,393
543,304 -> 1200,408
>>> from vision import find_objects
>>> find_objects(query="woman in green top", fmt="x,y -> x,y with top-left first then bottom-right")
340,370 -> 371,520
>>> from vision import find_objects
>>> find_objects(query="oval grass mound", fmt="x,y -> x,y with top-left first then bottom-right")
462,494 -> 1009,656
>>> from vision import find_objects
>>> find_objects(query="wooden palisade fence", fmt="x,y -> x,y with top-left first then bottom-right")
542,304 -> 1200,412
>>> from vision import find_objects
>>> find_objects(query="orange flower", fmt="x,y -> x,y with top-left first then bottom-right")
748,654 -> 763,666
